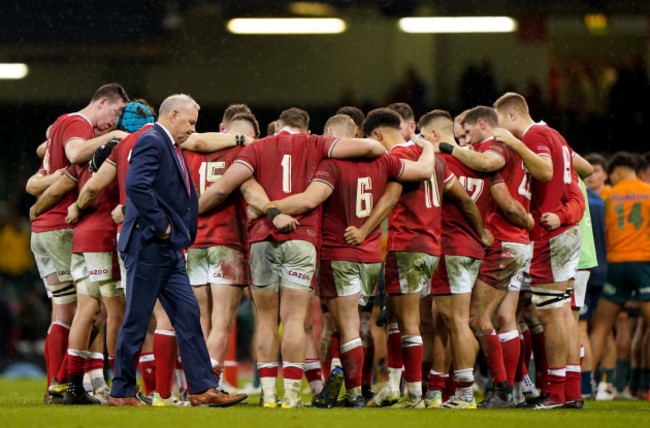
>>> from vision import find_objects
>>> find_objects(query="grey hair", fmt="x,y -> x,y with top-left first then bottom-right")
158,94 -> 200,117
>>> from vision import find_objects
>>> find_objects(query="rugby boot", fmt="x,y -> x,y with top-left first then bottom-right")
45,378 -> 67,404
391,395 -> 425,409
281,388 -> 303,409
312,366 -> 344,408
528,396 -> 565,409
424,390 -> 443,408
151,392 -> 191,407
367,383 -> 400,407
441,393 -> 477,409
259,393 -> 280,408
343,394 -> 366,408
63,375 -> 101,405
563,397 -> 585,409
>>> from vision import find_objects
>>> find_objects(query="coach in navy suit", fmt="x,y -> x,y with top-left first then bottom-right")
108,94 -> 245,407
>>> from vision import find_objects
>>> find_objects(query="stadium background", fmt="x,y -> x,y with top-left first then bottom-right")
1,0 -> 649,381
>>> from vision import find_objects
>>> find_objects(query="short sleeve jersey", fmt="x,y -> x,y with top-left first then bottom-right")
32,113 -> 94,233
604,178 -> 650,263
66,164 -> 119,253
105,124 -> 153,233
474,138 -> 531,244
388,143 -> 453,256
312,154 -> 404,262
439,153 -> 501,259
234,130 -> 339,246
522,122 -> 576,240
184,147 -> 248,251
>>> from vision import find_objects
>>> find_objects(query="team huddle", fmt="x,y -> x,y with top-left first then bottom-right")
27,83 -> 650,410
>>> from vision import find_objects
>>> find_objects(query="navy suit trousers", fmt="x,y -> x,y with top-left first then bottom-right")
110,230 -> 216,397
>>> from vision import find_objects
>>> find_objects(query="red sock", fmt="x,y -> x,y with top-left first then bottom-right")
282,363 -> 303,381
304,358 -> 323,390
138,353 -> 156,396
401,335 -> 423,383
387,323 -> 403,370
529,323 -> 548,394
330,332 -> 340,360
565,365 -> 581,400
340,338 -> 364,389
477,331 -> 507,384
49,322 -> 70,383
362,339 -> 374,388
67,351 -> 86,377
428,370 -> 448,391
258,362 -> 279,380
515,337 -> 526,383
499,331 -> 520,387
153,330 -> 177,399
44,332 -> 52,386
85,354 -> 104,373
56,353 -> 69,384
547,366 -> 565,403
443,371 -> 457,402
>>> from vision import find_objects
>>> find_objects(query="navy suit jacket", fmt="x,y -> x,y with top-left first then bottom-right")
118,123 -> 198,254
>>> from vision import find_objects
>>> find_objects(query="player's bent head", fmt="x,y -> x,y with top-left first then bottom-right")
607,151 -> 639,176
362,108 -> 402,138
117,99 -> 156,133
336,106 -> 365,128
387,102 -> 415,122
278,107 -> 310,133
461,105 -> 498,128
493,92 -> 529,118
227,112 -> 260,138
222,104 -> 252,129
418,109 -> 453,136
159,94 -> 200,118
91,83 -> 129,105
324,114 -> 356,139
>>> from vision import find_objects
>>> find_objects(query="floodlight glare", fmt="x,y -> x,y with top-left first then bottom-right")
227,18 -> 347,34
399,17 -> 517,33
0,63 -> 29,79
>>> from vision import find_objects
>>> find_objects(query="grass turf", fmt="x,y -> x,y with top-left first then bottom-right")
2,378 -> 649,428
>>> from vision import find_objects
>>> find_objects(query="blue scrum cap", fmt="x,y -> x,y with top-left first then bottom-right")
116,102 -> 155,133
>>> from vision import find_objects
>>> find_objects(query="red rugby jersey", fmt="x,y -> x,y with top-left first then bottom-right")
66,164 -> 119,253
32,113 -> 94,233
388,143 -> 452,256
184,147 -> 248,251
313,154 -> 404,262
475,137 -> 531,244
521,122 -> 576,240
439,153 -> 501,259
105,123 -> 153,233
234,130 -> 338,246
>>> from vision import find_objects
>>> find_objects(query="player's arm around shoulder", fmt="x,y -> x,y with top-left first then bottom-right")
493,127 -> 552,182
397,135 -> 434,181
452,147 -> 503,173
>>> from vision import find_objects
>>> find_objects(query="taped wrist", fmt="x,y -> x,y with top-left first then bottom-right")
265,207 -> 281,220
531,287 -> 566,309
438,142 -> 455,155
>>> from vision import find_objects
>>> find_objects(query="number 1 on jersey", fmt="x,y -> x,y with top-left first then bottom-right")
281,154 -> 292,193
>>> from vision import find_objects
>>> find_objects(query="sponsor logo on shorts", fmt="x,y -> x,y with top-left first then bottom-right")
212,272 -> 235,279
288,270 -> 310,281
89,269 -> 109,275
57,270 -> 70,276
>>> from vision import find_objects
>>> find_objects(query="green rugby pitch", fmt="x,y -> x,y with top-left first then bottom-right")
2,378 -> 649,428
